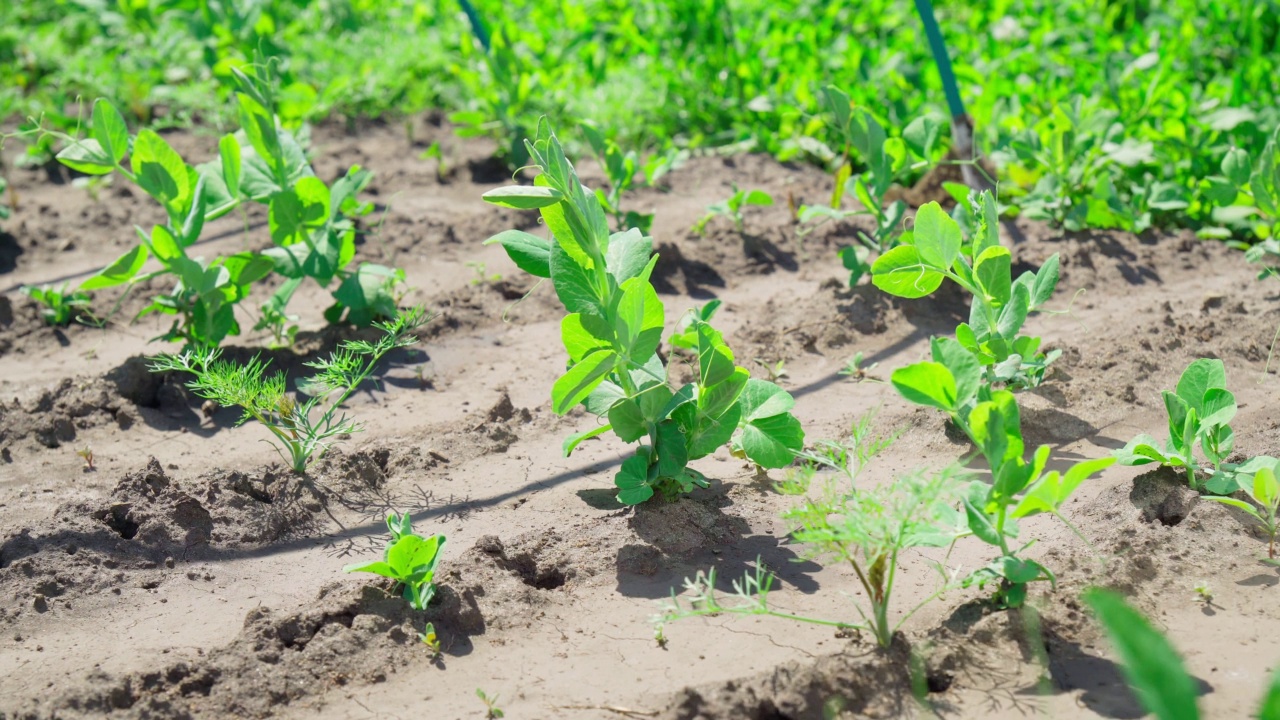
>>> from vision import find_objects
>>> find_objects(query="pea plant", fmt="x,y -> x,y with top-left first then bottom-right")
693,184 -> 774,235
872,196 -> 1063,389
798,86 -> 940,285
1204,463 -> 1280,563
1084,588 -> 1280,720
892,337 -> 1115,608
48,66 -> 400,347
21,284 -> 93,327
582,122 -> 653,234
149,307 -> 429,474
1114,358 -> 1273,494
482,120 -> 804,505
344,512 -> 445,611
1210,127 -> 1280,275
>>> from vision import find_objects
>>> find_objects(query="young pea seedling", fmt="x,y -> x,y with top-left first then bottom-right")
344,512 -> 446,611
476,688 -> 505,719
839,352 -> 880,382
1203,465 -> 1280,561
76,446 -> 95,471
694,184 -> 773,235
21,284 -> 92,327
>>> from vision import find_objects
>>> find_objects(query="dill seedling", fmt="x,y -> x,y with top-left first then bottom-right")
150,307 -> 430,473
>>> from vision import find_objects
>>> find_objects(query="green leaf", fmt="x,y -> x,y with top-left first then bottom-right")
92,99 -> 129,166
563,423 -> 611,457
1200,387 -> 1236,427
81,245 -> 147,290
931,337 -> 980,408
482,185 -> 565,209
219,134 -> 242,200
604,228 -> 653,283
561,313 -> 611,362
615,453 -> 654,505
871,245 -> 945,298
1222,147 -> 1252,187
1259,667 -> 1280,720
737,412 -> 805,468
695,323 -> 737,387
551,350 -> 617,415
655,421 -> 690,478
614,277 -> 665,362
964,498 -> 1001,546
1175,359 -> 1227,414
56,138 -> 115,175
913,202 -> 962,270
132,129 -> 191,215
387,534 -> 444,579
487,230 -> 552,278
608,399 -> 647,443
891,362 -> 958,412
699,367 -> 749,419
903,115 -> 940,158
973,246 -> 1012,307
342,560 -> 395,579
1030,254 -> 1061,309
1083,589 -> 1201,720
687,402 -> 742,458
737,378 -> 795,421
996,283 -> 1030,338
550,244 -> 604,317
1200,496 -> 1262,520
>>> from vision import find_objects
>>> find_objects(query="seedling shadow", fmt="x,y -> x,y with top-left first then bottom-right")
0,229 -> 22,274
651,241 -> 726,299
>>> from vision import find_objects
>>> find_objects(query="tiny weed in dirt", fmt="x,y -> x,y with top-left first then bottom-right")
1115,358 -> 1278,494
798,86 -> 940,285
419,621 -> 442,659
693,184 -> 773,235
21,284 -> 92,327
466,261 -> 502,285
150,307 -> 430,474
76,446 -> 94,471
871,194 -> 1062,390
475,688 -> 504,719
838,352 -> 880,382
660,419 -> 966,649
483,120 -> 804,505
344,515 -> 445,612
419,141 -> 448,182
755,357 -> 789,383
1193,582 -> 1212,605
1202,464 -> 1280,560
891,337 -> 1116,607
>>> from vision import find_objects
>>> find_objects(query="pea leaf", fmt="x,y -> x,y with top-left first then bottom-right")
1083,589 -> 1201,720
891,362 -> 958,412
551,350 -> 616,415
913,202 -> 962,270
871,245 -> 945,298
482,185 -> 565,209
91,99 -> 129,166
81,245 -> 148,290
736,412 -> 804,468
487,230 -> 552,278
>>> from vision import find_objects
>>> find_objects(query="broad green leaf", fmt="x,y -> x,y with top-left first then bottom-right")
655,421 -> 689,478
387,534 -> 444,578
582,381 -> 627,416
913,202 -> 962,270
341,560 -> 395,578
1200,496 -> 1262,519
700,367 -> 749,419
738,378 -> 795,421
1083,589 -> 1201,720
903,115 -> 940,158
56,138 -> 115,175
608,398 -> 647,442
974,246 -> 1012,307
744,190 -> 773,206
132,130 -> 191,215
996,282 -> 1030,338
615,453 -> 654,505
1175,359 -> 1227,414
550,243 -> 604,317
92,99 -> 129,166
687,402 -> 742,458
487,230 -> 552,278
964,499 -> 1001,546
931,336 -> 980,408
891,362 -> 957,412
737,412 -> 805,468
551,350 -> 616,415
563,423 -> 611,456
695,322 -> 737,387
975,191 -> 1001,258
561,313 -> 611,362
482,185 -> 565,209
604,228 -> 652,283
81,245 -> 147,290
147,225 -> 183,262
871,245 -> 945,298
1222,147 -> 1251,188
614,276 -> 665,361
997,556 -> 1046,584
219,134 -> 242,199
1200,387 -> 1236,427
1259,667 -> 1280,720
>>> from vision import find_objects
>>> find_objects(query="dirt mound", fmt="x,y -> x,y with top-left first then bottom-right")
0,375 -> 135,452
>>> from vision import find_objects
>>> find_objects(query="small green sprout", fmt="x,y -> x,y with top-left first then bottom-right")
1202,464 -> 1280,561
694,184 -> 773,235
151,307 -> 431,474
344,512 -> 445,611
419,621 -> 442,659
838,352 -> 879,382
755,357 -> 789,383
1193,582 -> 1212,604
21,284 -> 92,327
76,446 -> 95,471
476,688 -> 505,719
653,623 -> 668,648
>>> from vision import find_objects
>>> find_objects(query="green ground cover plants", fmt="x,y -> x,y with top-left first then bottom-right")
3,1 -> 1278,240
482,120 -> 804,505
20,283 -> 93,327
